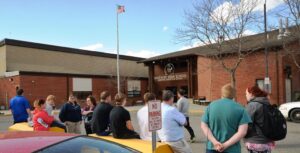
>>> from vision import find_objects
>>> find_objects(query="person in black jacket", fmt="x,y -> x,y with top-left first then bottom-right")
244,86 -> 275,153
59,95 -> 82,134
110,93 -> 140,139
91,91 -> 113,136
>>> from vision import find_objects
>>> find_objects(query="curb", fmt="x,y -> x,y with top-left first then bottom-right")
0,113 -> 12,116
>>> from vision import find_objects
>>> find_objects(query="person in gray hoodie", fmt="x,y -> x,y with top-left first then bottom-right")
177,89 -> 195,143
244,86 -> 275,153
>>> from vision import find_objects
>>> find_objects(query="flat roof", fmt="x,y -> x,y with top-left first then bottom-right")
0,38 -> 144,61
141,27 -> 298,63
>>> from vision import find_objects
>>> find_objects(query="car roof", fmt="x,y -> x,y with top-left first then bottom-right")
0,131 -> 78,153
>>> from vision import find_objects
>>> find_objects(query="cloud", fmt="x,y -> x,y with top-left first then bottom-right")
211,0 -> 284,23
125,50 -> 160,58
253,0 -> 284,12
211,1 -> 235,23
163,26 -> 169,31
242,30 -> 257,36
180,41 -> 204,50
80,43 -> 104,51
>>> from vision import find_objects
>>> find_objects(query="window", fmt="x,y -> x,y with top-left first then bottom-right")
127,80 -> 141,97
35,136 -> 140,153
73,78 -> 92,100
256,79 -> 264,90
256,79 -> 272,93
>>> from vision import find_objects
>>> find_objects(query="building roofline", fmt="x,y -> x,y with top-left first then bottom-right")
0,38 -> 144,61
4,71 -> 148,80
140,27 -> 298,63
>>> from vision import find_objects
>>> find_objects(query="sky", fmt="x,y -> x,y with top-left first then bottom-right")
0,0 -> 286,58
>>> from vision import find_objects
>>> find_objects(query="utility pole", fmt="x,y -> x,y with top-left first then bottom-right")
264,1 -> 270,92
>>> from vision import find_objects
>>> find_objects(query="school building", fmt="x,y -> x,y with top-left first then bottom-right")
141,28 -> 300,106
0,39 -> 148,109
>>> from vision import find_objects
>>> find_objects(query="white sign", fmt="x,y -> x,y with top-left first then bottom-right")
148,100 -> 162,131
154,73 -> 187,82
264,77 -> 270,85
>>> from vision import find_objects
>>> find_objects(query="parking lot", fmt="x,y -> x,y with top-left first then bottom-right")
1,111 -> 299,153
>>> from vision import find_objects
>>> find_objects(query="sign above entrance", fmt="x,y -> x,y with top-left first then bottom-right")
154,73 -> 187,82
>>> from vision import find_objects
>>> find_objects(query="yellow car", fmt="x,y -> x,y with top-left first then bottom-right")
8,123 -> 173,153
90,134 -> 173,153
8,122 -> 65,132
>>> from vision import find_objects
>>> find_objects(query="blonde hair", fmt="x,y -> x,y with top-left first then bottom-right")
143,92 -> 156,104
114,93 -> 126,106
221,84 -> 236,99
46,95 -> 56,102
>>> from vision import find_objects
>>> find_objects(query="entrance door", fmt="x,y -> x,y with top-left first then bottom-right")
165,86 -> 178,102
285,78 -> 292,102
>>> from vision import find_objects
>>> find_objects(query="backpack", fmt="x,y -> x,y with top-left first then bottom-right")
252,101 -> 287,141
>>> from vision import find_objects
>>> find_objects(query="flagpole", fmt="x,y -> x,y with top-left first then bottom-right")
116,8 -> 120,94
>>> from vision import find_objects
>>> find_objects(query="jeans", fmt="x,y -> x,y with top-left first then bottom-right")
248,149 -> 271,153
13,120 -> 27,124
184,117 -> 195,139
206,150 -> 228,153
114,130 -> 140,139
97,131 -> 111,136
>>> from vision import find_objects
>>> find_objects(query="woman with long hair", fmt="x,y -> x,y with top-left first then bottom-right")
244,86 -> 275,153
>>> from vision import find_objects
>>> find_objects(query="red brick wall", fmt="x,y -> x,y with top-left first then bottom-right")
20,75 -> 69,108
0,76 -> 20,109
92,77 -> 116,101
0,75 -> 148,109
197,51 -> 281,105
197,57 -> 212,100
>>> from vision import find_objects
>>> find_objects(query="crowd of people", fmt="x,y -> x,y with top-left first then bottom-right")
8,83 -> 282,153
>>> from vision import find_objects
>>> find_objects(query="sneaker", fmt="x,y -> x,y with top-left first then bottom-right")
190,137 -> 195,143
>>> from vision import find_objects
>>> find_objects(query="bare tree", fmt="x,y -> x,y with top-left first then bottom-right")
278,0 -> 300,69
176,0 -> 262,89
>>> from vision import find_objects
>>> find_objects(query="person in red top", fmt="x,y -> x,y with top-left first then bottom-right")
33,99 -> 54,131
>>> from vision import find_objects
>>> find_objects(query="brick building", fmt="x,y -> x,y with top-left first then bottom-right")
142,29 -> 300,106
0,39 -> 148,109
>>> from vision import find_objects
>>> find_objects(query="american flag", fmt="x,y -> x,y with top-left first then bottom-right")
117,5 -> 125,14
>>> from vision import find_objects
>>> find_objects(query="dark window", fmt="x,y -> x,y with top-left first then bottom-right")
127,90 -> 141,98
127,80 -> 141,98
73,91 -> 92,100
34,136 -> 140,153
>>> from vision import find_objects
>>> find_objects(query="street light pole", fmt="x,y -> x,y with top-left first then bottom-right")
264,1 -> 270,92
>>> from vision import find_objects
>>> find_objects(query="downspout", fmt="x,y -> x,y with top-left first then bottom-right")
209,58 -> 212,101
66,74 -> 70,100
276,49 -> 280,106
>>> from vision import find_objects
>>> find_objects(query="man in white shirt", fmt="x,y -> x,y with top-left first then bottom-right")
157,90 -> 192,153
137,92 -> 159,141
177,89 -> 195,143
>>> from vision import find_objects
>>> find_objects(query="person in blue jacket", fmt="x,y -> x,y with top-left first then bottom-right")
59,95 -> 82,134
10,88 -> 32,124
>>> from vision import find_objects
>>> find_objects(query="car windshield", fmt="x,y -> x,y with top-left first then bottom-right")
34,136 -> 141,153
